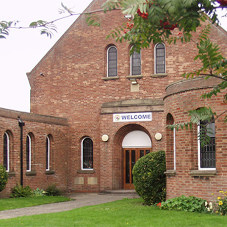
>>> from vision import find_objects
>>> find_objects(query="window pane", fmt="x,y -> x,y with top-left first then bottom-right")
46,137 -> 50,170
83,138 -> 93,169
156,43 -> 165,74
131,50 -> 141,75
26,135 -> 31,171
108,47 -> 117,77
3,133 -> 8,171
200,120 -> 216,168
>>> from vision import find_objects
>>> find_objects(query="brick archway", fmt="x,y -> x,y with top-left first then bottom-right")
112,124 -> 152,189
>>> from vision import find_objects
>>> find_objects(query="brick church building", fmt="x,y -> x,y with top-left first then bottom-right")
1,0 -> 227,201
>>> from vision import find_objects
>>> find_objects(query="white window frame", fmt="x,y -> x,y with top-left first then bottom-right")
130,48 -> 141,76
154,43 -> 166,74
4,132 -> 9,172
197,124 -> 216,171
107,46 -> 117,77
81,137 -> 93,170
173,128 -> 176,171
46,136 -> 50,171
26,134 -> 32,172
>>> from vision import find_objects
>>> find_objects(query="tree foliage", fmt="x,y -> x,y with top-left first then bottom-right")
98,0 -> 227,144
0,1 -> 227,143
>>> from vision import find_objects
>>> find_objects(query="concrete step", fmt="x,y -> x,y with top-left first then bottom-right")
101,190 -> 138,195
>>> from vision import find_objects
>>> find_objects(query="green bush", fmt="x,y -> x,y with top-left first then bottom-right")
160,195 -> 207,213
132,150 -> 166,205
33,188 -> 46,197
11,184 -> 33,198
45,184 -> 61,196
0,164 -> 8,192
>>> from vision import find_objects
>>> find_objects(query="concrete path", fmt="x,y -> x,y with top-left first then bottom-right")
0,191 -> 139,220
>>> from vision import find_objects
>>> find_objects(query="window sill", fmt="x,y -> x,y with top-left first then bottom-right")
7,171 -> 16,177
26,170 -> 37,176
150,73 -> 168,78
77,169 -> 95,174
102,76 -> 119,80
45,170 -> 55,175
189,170 -> 216,177
126,75 -> 143,79
164,170 -> 176,176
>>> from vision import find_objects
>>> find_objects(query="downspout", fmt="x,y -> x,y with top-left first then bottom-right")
18,117 -> 25,186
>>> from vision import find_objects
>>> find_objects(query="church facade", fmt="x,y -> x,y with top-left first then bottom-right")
1,0 -> 227,201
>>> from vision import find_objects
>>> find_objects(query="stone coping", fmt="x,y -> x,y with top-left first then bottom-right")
189,170 -> 217,176
0,107 -> 68,126
164,76 -> 222,100
164,170 -> 176,176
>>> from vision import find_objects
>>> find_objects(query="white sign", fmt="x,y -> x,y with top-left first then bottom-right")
113,112 -> 152,122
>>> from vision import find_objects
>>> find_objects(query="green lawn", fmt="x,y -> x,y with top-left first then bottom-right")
0,198 -> 227,227
0,196 -> 70,211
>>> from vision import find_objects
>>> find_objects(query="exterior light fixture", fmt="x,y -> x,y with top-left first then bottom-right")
130,79 -> 138,85
102,134 -> 109,142
155,133 -> 162,141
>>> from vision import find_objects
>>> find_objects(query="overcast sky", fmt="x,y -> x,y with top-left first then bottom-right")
0,1 -> 226,112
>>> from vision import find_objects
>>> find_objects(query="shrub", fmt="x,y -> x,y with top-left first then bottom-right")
33,188 -> 46,197
0,164 -> 8,192
45,184 -> 61,196
215,191 -> 227,215
11,184 -> 33,198
132,150 -> 166,205
160,195 -> 207,213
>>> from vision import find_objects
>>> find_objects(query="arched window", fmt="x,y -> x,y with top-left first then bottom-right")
155,43 -> 165,74
130,49 -> 141,75
26,134 -> 32,171
107,46 -> 117,77
46,135 -> 50,171
81,137 -> 93,170
166,114 -> 176,170
3,132 -> 9,172
198,117 -> 216,169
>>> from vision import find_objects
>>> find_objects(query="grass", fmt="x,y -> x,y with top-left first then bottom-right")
0,196 -> 71,211
0,198 -> 227,226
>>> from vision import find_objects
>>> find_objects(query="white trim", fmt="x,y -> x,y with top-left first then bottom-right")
173,128 -> 176,171
4,132 -> 9,172
46,136 -> 50,171
81,137 -> 93,170
107,46 -> 117,77
197,124 -> 216,171
154,43 -> 166,74
26,135 -> 32,172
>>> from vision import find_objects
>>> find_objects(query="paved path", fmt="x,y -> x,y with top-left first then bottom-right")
0,192 -> 139,220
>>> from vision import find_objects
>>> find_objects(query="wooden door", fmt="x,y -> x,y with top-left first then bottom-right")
123,148 -> 151,189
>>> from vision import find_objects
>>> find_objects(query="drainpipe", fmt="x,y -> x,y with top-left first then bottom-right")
18,117 -> 25,186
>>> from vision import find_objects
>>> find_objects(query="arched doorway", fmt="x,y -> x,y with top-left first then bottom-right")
122,130 -> 152,189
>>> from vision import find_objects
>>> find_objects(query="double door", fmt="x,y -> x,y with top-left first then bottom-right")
123,148 -> 151,189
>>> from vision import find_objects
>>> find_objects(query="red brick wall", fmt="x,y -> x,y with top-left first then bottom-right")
0,108 -> 69,197
1,0 -> 226,196
164,77 -> 227,201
